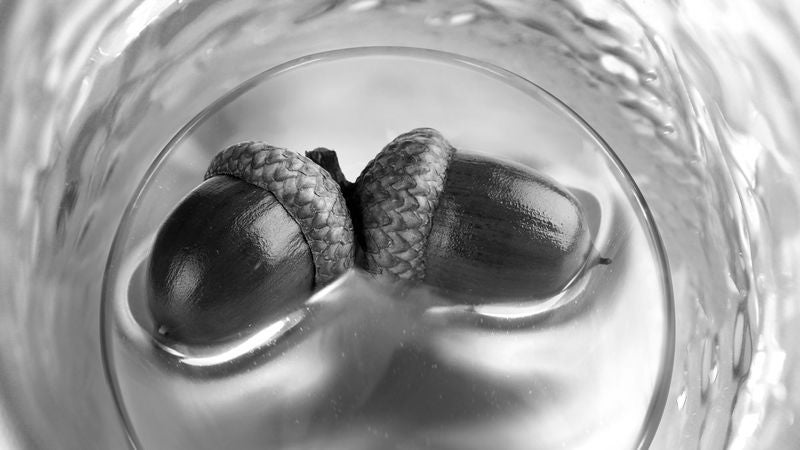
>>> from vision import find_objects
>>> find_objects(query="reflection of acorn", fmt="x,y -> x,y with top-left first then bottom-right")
313,128 -> 592,302
147,142 -> 354,345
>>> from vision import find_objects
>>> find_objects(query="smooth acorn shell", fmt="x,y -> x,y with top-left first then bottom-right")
148,175 -> 314,344
354,128 -> 592,302
425,152 -> 590,298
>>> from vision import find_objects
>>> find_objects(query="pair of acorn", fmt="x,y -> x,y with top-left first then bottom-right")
148,128 -> 595,345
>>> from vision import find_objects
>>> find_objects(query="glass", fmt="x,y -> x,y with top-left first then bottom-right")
0,1 -> 798,449
102,47 -> 672,449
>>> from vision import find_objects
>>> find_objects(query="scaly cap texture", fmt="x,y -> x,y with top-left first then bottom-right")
354,128 -> 455,281
206,142 -> 354,285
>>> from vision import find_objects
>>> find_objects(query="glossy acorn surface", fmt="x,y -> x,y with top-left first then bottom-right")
352,128 -> 593,301
148,142 -> 354,345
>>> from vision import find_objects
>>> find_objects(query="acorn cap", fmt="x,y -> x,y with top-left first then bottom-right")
353,128 -> 454,281
206,142 -> 355,285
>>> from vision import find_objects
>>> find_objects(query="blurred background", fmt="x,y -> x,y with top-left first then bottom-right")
1,0 -> 799,449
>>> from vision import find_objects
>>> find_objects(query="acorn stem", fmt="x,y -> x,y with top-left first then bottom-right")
307,149 -> 359,226
306,148 -> 353,193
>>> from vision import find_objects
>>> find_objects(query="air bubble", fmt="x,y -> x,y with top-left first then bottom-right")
349,0 -> 381,12
658,123 -> 676,135
426,11 -> 477,27
599,54 -> 637,81
676,386 -> 688,410
700,334 -> 720,400
733,306 -> 753,376
447,11 -> 476,26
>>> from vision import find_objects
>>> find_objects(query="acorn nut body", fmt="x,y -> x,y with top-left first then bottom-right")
147,142 -> 355,345
352,128 -> 592,301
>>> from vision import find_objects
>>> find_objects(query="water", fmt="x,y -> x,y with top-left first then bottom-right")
102,49 -> 672,449
2,1 -> 800,449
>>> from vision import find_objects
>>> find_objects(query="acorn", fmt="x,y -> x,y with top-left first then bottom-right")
147,142 -> 355,345
310,128 -> 594,302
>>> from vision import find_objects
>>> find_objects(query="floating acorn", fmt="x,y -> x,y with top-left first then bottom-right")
310,128 -> 594,302
147,142 -> 355,345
